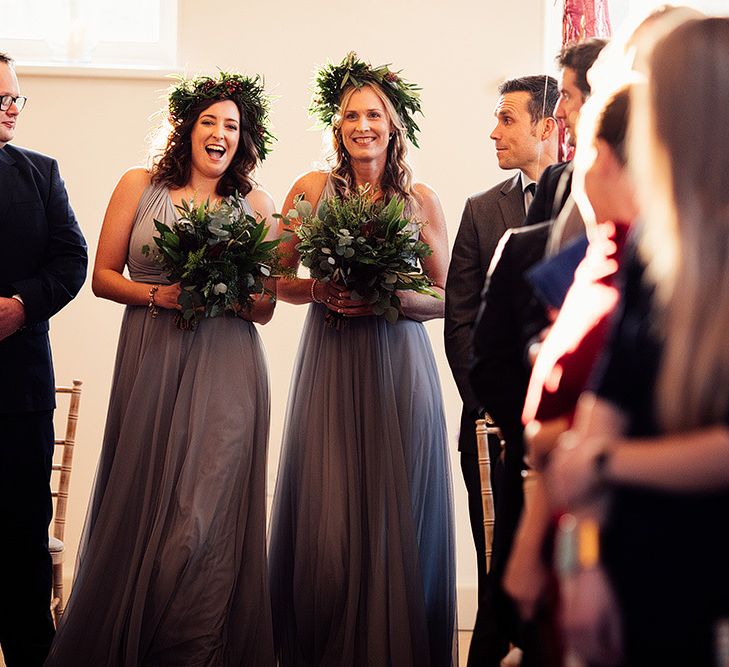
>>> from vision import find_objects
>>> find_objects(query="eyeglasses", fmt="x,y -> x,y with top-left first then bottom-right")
0,95 -> 27,112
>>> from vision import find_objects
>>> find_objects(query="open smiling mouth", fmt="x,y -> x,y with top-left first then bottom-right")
352,137 -> 375,145
205,145 -> 226,159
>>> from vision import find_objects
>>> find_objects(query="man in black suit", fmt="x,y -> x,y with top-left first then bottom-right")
469,221 -> 557,667
468,38 -> 609,667
0,53 -> 87,666
524,38 -> 608,231
444,75 -> 558,667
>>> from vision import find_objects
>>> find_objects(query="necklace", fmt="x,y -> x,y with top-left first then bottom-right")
181,185 -> 201,204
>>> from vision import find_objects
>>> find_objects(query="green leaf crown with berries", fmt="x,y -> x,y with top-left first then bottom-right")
167,71 -> 275,161
309,52 -> 423,148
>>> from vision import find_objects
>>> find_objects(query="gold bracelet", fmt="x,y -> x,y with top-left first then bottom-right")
147,284 -> 160,318
310,279 -> 321,303
578,518 -> 600,569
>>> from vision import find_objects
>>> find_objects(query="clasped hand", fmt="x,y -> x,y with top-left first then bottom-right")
0,296 -> 26,342
316,281 -> 374,318
154,283 -> 182,310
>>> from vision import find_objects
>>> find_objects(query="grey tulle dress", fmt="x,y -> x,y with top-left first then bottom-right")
45,182 -> 275,666
268,177 -> 458,666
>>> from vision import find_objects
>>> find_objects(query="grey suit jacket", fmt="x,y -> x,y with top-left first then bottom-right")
444,173 -> 526,453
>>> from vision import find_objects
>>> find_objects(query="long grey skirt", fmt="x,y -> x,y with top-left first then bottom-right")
46,307 -> 274,666
269,304 -> 457,666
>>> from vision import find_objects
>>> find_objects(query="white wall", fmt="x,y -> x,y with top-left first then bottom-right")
13,0 -> 548,629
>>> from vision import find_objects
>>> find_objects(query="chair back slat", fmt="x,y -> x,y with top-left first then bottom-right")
51,379 -> 82,542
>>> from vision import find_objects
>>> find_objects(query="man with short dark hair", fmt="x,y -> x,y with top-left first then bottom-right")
445,74 -> 558,667
525,38 -> 608,228
469,38 -> 608,666
0,52 -> 87,666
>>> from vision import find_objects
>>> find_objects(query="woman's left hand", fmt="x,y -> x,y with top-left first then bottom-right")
235,291 -> 276,325
321,282 -> 374,318
546,432 -> 612,509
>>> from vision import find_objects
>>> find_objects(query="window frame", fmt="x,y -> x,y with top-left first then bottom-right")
1,0 -> 177,70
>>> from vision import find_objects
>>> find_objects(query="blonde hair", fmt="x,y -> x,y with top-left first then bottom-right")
329,83 -> 419,210
625,4 -> 705,73
634,17 -> 729,431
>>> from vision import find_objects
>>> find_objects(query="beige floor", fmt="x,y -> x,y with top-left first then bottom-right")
458,630 -> 472,666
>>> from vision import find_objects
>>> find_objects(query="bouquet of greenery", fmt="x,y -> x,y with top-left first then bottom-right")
284,186 -> 440,327
142,193 -> 279,329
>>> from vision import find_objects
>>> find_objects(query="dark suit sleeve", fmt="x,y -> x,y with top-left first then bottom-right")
444,197 -> 492,417
11,158 -> 88,325
469,231 -> 530,450
523,166 -> 552,228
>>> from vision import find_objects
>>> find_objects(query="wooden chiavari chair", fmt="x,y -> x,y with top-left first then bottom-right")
49,379 -> 82,625
475,414 -> 504,573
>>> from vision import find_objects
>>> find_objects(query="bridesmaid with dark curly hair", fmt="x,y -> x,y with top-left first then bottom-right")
47,71 -> 277,666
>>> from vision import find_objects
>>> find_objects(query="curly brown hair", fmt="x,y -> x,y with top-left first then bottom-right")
151,97 -> 258,197
329,83 -> 420,211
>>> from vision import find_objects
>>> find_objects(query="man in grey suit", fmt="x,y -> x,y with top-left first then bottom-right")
444,75 -> 558,667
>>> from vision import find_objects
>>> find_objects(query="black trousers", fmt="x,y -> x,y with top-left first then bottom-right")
462,448 -> 562,667
461,445 -> 516,667
0,411 -> 55,666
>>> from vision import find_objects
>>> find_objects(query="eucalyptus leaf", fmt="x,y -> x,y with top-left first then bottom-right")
142,190 -> 281,329
289,188 -> 437,329
384,307 -> 399,323
295,199 -> 313,218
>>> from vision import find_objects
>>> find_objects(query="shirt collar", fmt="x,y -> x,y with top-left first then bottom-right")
520,171 -> 535,193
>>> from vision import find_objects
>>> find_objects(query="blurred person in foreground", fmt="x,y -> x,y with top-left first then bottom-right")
547,17 -> 729,666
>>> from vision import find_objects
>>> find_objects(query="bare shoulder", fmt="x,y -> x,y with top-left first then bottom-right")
289,170 -> 329,200
413,181 -> 444,217
246,187 -> 275,216
118,166 -> 152,190
112,167 -> 152,202
99,168 -> 151,252
413,181 -> 440,202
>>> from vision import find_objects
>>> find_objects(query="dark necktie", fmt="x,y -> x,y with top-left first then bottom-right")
524,182 -> 536,215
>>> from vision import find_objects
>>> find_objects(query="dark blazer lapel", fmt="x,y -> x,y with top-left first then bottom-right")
0,147 -> 18,221
497,173 -> 526,231
551,161 -> 574,220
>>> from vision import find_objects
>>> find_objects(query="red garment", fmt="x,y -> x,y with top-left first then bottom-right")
522,221 -> 630,424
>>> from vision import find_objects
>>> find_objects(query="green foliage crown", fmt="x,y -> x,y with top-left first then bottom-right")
167,71 -> 275,161
309,52 -> 423,147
